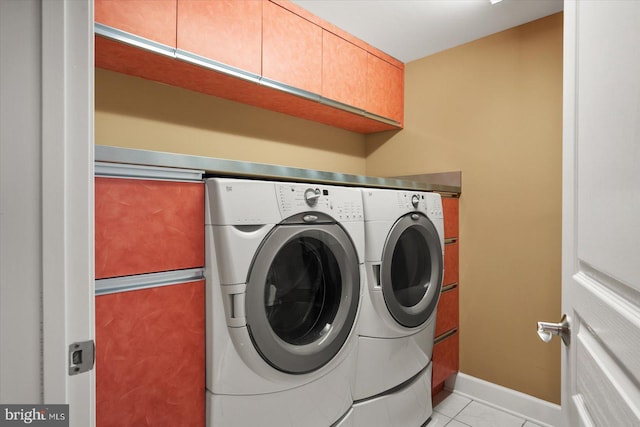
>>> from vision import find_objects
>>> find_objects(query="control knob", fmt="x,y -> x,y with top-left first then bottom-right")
411,194 -> 420,208
304,188 -> 321,207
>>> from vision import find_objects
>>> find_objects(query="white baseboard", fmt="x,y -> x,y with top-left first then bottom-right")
445,373 -> 562,427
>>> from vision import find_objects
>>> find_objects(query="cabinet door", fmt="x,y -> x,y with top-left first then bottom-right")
95,0 -> 177,47
177,0 -> 262,75
366,54 -> 404,123
322,31 -> 367,109
263,1 -> 322,93
95,178 -> 204,279
96,280 -> 205,427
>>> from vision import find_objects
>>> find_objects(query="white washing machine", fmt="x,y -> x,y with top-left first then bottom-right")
204,178 -> 364,427
353,188 -> 444,426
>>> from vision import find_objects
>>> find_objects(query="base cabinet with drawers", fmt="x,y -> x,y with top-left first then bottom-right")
95,175 -> 206,427
432,195 -> 460,397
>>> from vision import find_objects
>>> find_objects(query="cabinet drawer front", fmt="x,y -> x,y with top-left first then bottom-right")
432,332 -> 459,387
443,241 -> 459,286
96,280 -> 205,427
442,197 -> 459,239
95,0 -> 177,47
435,287 -> 459,337
95,178 -> 204,279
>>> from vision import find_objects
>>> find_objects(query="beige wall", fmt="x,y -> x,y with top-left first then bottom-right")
95,68 -> 367,175
366,14 -> 563,404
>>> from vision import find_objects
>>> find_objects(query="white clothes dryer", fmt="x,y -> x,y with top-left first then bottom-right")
353,188 -> 444,425
204,178 -> 364,427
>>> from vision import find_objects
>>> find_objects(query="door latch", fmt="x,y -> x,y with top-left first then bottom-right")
69,340 -> 95,375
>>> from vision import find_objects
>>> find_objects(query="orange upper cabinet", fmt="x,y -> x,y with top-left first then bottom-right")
262,1 -> 322,94
95,0 -> 404,133
366,54 -> 404,123
176,0 -> 262,75
322,31 -> 368,110
95,0 -> 177,48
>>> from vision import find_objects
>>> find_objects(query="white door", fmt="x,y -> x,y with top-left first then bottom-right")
561,1 -> 640,425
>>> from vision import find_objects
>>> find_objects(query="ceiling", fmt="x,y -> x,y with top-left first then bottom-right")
292,0 -> 563,63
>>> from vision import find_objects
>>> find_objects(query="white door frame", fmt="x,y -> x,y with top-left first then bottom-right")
0,0 -> 94,425
42,1 -> 94,425
561,1 -> 577,423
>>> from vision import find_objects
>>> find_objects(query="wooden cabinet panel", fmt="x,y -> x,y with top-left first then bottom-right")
96,280 -> 205,427
263,1 -> 322,93
442,197 -> 459,240
432,332 -> 459,389
322,31 -> 367,109
366,54 -> 404,123
95,178 -> 204,279
177,0 -> 262,75
435,288 -> 459,337
269,0 -> 403,69
433,194 -> 460,399
443,241 -> 459,286
95,0 -> 177,47
96,35 -> 399,134
95,0 -> 404,133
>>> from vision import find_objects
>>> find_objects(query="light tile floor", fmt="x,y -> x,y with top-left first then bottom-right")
430,391 -> 544,427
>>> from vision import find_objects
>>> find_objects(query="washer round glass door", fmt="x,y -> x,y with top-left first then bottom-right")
245,222 -> 360,374
380,213 -> 443,328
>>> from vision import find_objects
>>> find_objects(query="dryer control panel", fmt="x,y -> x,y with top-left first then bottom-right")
276,183 -> 364,222
396,191 -> 443,220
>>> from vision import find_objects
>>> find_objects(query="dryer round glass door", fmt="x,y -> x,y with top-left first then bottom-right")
245,223 -> 360,374
381,213 -> 443,328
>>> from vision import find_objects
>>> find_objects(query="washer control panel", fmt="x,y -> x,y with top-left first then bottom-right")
396,191 -> 443,219
277,184 -> 363,222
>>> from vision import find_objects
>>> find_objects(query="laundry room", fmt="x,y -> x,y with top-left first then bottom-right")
90,1 -> 563,426
89,1 -> 562,426
7,1 -> 640,426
